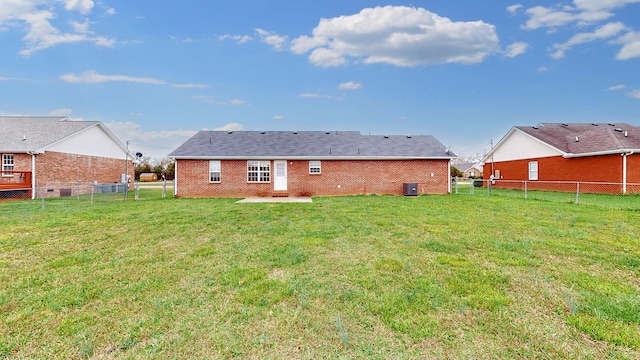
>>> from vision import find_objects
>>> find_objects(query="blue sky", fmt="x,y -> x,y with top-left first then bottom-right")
1,0 -> 639,160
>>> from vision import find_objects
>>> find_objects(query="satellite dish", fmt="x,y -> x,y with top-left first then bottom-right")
135,152 -> 143,158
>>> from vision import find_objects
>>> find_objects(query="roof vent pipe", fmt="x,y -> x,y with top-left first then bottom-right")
575,136 -> 579,142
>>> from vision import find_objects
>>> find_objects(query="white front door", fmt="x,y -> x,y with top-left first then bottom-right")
274,160 -> 287,191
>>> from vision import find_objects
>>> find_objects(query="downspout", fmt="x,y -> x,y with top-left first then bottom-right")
27,151 -> 37,199
173,160 -> 178,196
622,151 -> 634,194
448,160 -> 452,194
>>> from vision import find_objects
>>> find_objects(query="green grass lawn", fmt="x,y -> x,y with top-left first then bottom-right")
1,194 -> 640,359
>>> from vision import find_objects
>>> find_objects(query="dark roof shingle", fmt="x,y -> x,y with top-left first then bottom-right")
517,123 -> 640,155
169,131 -> 455,159
0,116 -> 98,152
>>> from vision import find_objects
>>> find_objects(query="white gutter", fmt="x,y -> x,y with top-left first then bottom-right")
563,149 -> 640,158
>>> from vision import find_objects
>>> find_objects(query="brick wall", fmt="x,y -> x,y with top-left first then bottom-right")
483,153 -> 640,193
176,159 -> 450,198
34,151 -> 133,197
483,154 -> 636,182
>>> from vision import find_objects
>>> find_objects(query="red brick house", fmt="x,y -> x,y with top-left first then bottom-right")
454,162 -> 483,179
1,116 -> 135,199
169,131 -> 456,198
482,123 -> 640,193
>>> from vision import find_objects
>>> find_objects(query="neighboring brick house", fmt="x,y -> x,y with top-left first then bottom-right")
454,162 -> 483,179
0,116 -> 134,199
482,123 -> 640,193
169,131 -> 456,198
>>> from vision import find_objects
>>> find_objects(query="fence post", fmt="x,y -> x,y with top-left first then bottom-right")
41,188 -> 45,210
162,179 -> 167,199
524,181 -> 528,199
575,182 -> 580,204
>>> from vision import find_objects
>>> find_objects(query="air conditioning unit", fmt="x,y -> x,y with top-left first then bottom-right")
403,183 -> 418,196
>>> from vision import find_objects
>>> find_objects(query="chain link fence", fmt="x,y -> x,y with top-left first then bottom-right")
453,178 -> 640,210
0,181 -> 173,208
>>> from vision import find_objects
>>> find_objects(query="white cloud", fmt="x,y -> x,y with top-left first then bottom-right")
104,120 -> 198,159
573,0 -> 640,11
225,99 -> 247,106
273,115 -> 284,120
0,0 -> 115,56
172,83 -> 208,89
61,0 -> 95,15
537,66 -> 551,72
0,76 -> 27,81
551,21 -> 627,59
60,70 -> 166,84
105,8 -> 116,15
626,89 -> 640,99
298,93 -> 334,99
507,4 -> 523,15
615,30 -> 640,59
194,95 -> 248,106
49,108 -> 74,116
291,5 -> 499,67
522,0 -> 639,30
338,81 -> 363,90
213,123 -> 244,131
504,41 -> 529,57
71,18 -> 92,34
606,84 -> 626,90
218,34 -> 253,44
255,28 -> 288,51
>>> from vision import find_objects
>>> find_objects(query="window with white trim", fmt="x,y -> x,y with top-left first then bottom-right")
528,161 -> 538,181
209,160 -> 221,182
309,161 -> 321,174
247,161 -> 270,182
2,154 -> 14,176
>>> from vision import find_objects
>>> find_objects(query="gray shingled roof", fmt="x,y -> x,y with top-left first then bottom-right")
516,123 -> 640,156
453,162 -> 480,172
169,131 -> 456,159
0,116 -> 99,152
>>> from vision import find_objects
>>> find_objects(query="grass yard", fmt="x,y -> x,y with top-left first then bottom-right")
1,194 -> 640,359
